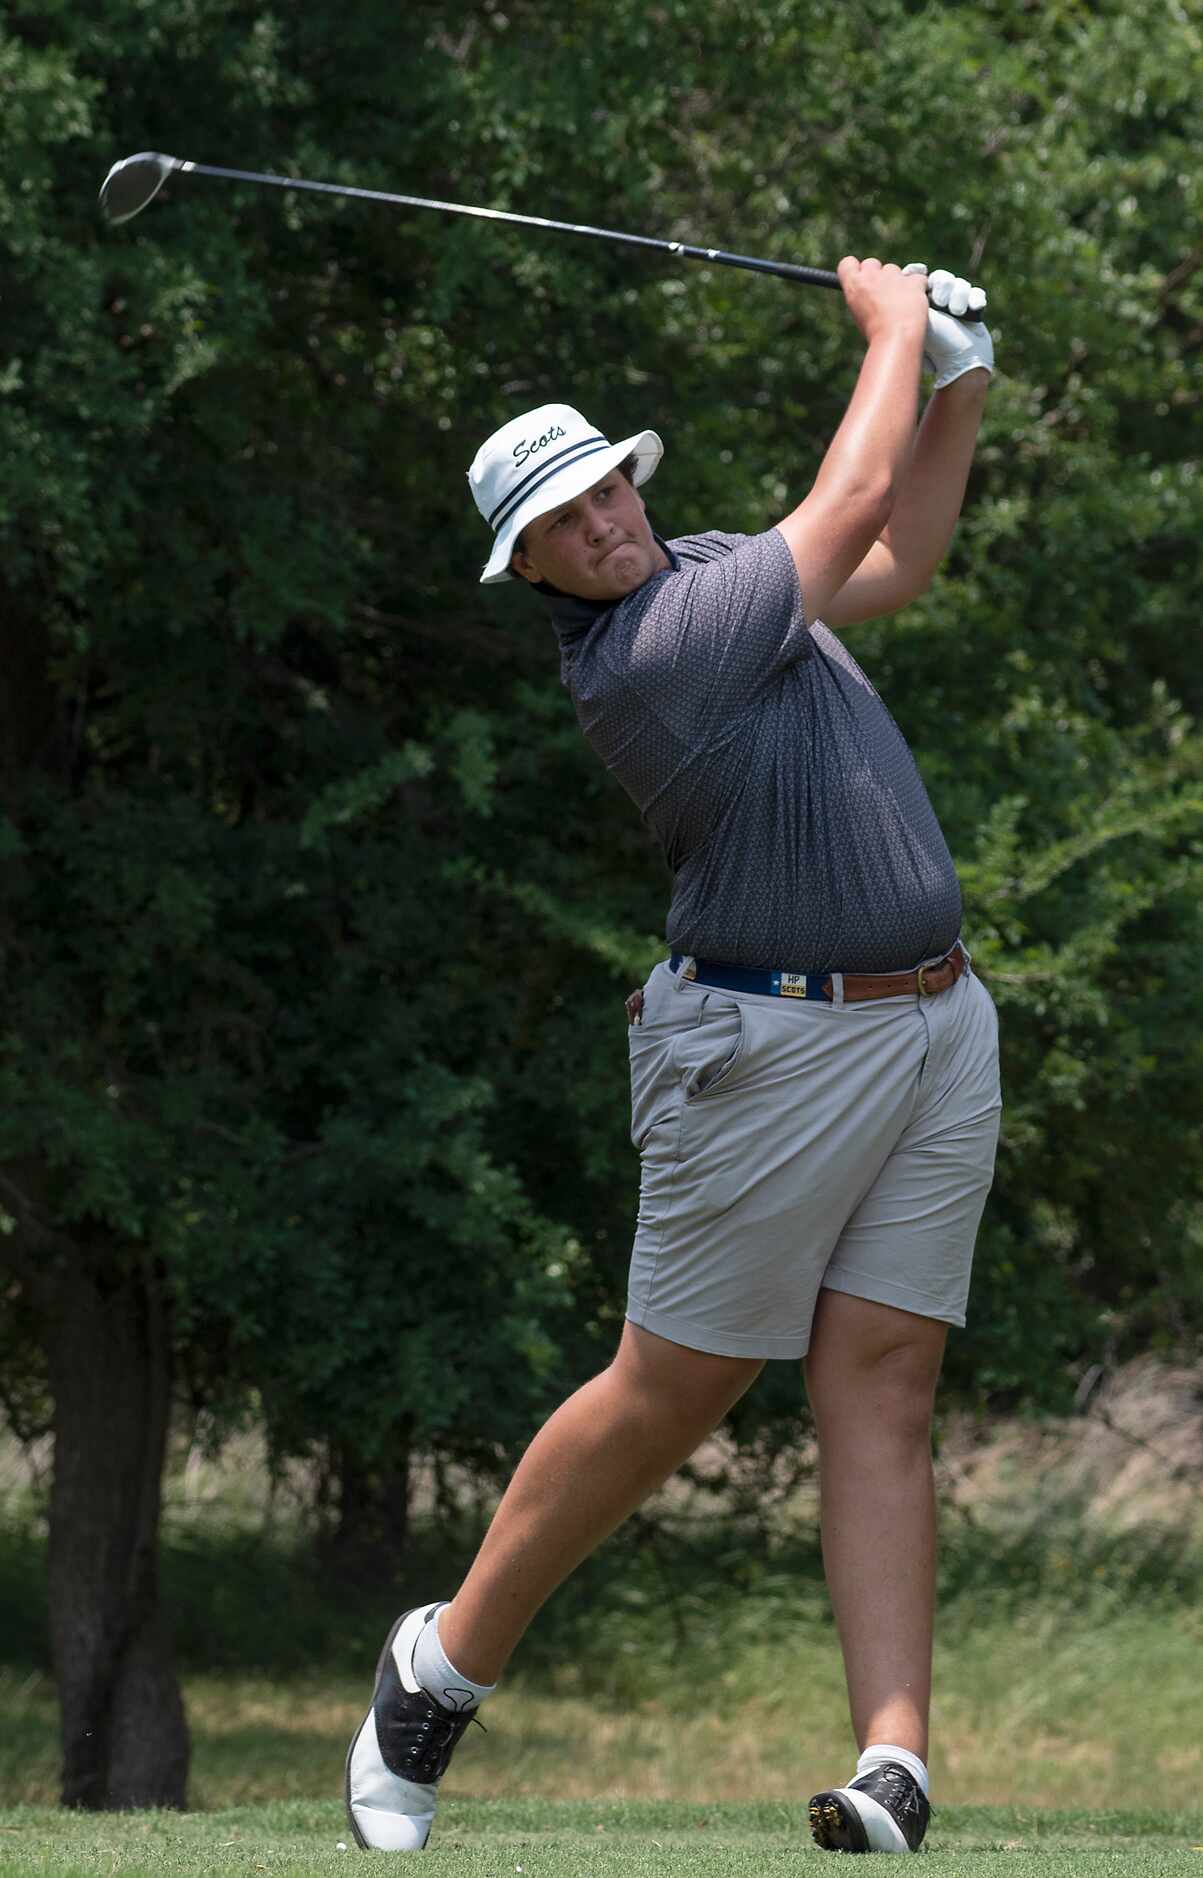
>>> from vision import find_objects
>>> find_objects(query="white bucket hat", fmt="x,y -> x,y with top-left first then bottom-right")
468,402 -> 663,585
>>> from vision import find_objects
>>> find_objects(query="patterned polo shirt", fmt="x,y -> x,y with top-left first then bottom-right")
546,527 -> 962,975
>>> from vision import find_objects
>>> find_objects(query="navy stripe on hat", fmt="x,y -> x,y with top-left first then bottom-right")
488,433 -> 610,532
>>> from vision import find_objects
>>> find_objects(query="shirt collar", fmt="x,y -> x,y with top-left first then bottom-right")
542,534 -> 678,651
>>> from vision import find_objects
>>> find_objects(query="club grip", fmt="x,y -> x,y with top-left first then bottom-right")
757,258 -> 984,320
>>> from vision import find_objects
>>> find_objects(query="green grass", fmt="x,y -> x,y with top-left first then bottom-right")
4,1427 -> 1202,1863
3,1799 -> 1203,1876
2,1586 -> 1201,1816
4,1496 -> 1203,1815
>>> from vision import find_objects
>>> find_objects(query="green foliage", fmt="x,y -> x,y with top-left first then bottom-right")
1,0 -> 1201,1521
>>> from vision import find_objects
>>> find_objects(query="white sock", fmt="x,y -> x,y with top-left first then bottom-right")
411,1605 -> 497,1713
855,1743 -> 929,1797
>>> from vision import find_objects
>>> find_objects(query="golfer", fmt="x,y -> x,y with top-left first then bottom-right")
347,256 -> 1000,1856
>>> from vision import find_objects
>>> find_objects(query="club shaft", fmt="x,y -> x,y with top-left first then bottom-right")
133,158 -> 983,319
176,159 -> 843,290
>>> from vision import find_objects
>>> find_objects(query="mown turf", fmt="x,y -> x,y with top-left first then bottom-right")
3,1799 -> 1203,1876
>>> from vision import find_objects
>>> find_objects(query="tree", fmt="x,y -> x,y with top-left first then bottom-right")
2,0 -> 1202,1807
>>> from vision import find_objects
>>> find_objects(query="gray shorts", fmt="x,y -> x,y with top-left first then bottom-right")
626,955 -> 1002,1360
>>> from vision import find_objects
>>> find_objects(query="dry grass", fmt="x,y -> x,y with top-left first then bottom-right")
2,1357 -> 1201,1816
936,1357 -> 1203,1540
4,1585 -> 1200,1815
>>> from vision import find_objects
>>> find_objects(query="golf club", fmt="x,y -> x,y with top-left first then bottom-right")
98,151 -> 985,321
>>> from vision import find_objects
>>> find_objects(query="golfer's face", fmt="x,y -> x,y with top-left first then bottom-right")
511,471 -> 668,601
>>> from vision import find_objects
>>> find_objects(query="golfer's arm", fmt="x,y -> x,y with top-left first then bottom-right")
821,369 -> 990,630
775,329 -> 924,627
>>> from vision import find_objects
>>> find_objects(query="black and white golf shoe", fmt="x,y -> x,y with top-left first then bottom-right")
345,1604 -> 479,1851
808,1762 -> 930,1854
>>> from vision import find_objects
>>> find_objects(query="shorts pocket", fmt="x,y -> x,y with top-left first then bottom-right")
679,994 -> 745,1102
628,968 -> 690,1150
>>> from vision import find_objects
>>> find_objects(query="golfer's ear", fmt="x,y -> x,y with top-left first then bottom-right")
510,547 -> 538,583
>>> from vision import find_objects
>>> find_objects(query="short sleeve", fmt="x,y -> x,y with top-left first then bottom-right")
608,529 -> 812,738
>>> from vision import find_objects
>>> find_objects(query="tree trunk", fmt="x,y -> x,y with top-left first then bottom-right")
46,1244 -> 190,1809
320,1428 -> 412,1587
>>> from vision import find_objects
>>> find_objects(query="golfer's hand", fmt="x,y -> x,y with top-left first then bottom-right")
902,263 -> 994,389
626,988 -> 644,1026
837,256 -> 929,348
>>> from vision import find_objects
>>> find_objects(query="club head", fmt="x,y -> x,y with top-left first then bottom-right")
99,151 -> 182,225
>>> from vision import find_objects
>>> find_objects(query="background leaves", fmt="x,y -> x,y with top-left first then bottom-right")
1,0 -> 1201,1508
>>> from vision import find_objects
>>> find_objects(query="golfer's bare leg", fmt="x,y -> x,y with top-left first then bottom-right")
804,1290 -> 947,1762
438,1321 -> 763,1685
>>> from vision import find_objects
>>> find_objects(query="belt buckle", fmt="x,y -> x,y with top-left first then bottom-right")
917,945 -> 960,998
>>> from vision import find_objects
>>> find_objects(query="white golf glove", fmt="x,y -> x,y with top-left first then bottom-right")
902,263 -> 994,389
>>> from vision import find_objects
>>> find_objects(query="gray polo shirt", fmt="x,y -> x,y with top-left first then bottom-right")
547,527 -> 962,975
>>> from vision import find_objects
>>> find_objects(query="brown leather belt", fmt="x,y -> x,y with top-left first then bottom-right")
667,940 -> 969,1004
839,941 -> 969,1004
